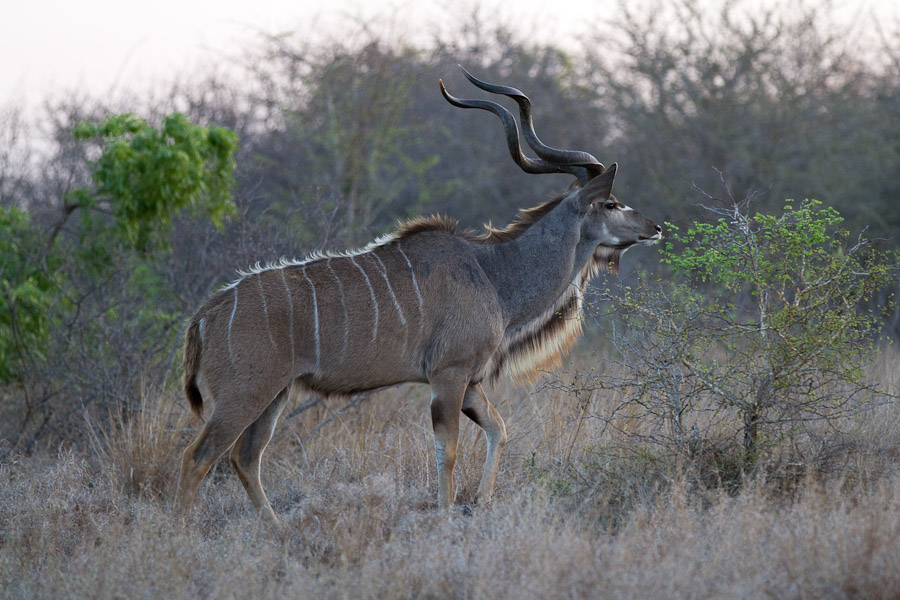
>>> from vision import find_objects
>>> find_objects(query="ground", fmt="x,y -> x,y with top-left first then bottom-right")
2,352 -> 899,599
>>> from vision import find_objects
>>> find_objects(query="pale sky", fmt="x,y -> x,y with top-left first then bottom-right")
1,0 -> 897,109
0,0 -> 598,107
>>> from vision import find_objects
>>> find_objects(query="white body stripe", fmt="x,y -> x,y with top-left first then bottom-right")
302,267 -> 321,372
350,256 -> 379,343
370,253 -> 408,352
397,244 -> 425,336
256,276 -> 277,348
227,286 -> 238,364
280,269 -> 296,367
325,259 -> 350,360
370,253 -> 407,325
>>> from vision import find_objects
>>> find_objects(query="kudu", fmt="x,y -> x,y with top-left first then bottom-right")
175,68 -> 662,525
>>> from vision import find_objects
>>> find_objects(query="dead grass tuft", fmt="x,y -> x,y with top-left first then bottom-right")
85,387 -> 191,500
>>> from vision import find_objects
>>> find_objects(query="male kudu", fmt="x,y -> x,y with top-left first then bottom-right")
175,68 -> 662,525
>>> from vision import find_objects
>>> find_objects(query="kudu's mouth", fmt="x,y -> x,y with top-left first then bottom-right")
638,230 -> 663,245
601,231 -> 662,251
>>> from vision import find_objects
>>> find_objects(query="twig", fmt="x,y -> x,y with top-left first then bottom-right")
282,396 -> 325,422
298,393 -> 368,444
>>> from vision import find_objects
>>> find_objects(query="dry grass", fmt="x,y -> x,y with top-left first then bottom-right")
1,350 -> 899,599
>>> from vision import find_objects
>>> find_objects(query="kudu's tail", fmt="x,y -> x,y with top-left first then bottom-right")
182,319 -> 204,419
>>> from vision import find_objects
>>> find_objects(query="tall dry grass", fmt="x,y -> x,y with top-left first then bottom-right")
1,349 -> 898,599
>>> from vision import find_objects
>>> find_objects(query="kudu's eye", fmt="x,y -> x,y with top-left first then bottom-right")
604,201 -> 617,210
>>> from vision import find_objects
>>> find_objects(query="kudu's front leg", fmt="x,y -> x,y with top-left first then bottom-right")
429,372 -> 469,511
462,383 -> 507,503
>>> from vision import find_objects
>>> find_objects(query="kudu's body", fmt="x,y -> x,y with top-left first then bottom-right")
175,69 -> 661,525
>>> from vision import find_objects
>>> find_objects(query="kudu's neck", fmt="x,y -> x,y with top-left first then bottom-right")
476,201 -> 584,328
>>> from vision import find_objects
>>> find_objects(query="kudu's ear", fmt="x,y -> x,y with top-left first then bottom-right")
576,163 -> 617,207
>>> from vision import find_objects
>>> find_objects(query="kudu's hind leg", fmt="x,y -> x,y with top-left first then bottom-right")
429,371 -> 469,511
175,410 -> 251,521
462,383 -> 507,504
229,387 -> 289,526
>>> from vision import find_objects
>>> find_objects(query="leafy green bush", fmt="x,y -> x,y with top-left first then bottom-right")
71,113 -> 238,251
603,198 -> 897,469
1,113 -> 238,450
0,207 -> 63,384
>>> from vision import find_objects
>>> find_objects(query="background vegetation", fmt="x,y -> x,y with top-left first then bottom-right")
1,0 -> 899,597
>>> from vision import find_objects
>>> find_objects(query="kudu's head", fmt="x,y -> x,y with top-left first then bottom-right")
440,67 -> 661,271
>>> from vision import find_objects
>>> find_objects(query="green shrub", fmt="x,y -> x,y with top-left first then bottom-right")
604,198 -> 898,469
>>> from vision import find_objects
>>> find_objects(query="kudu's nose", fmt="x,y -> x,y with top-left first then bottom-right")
655,224 -> 662,233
